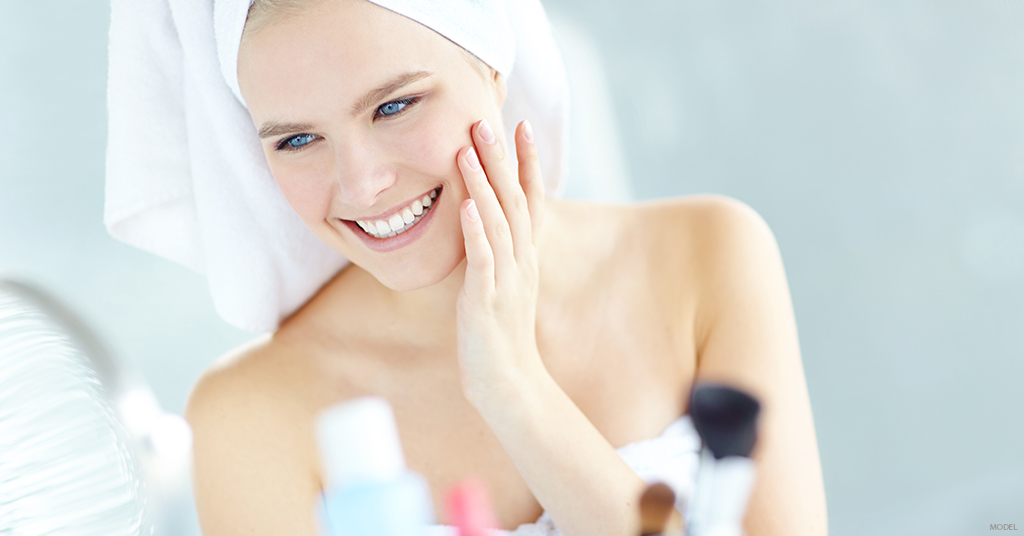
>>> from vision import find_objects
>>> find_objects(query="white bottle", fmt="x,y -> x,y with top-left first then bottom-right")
315,397 -> 435,536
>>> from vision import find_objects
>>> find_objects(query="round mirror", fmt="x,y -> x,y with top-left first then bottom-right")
0,280 -> 192,535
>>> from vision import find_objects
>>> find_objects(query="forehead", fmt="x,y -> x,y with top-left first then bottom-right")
237,0 -> 462,115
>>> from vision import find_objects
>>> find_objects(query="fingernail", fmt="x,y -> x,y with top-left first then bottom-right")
466,147 -> 482,171
479,120 -> 496,144
523,120 -> 534,143
466,200 -> 479,221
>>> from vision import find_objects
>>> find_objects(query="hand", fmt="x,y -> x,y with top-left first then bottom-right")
455,118 -> 547,409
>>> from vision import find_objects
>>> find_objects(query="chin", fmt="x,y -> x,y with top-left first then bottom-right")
371,249 -> 466,292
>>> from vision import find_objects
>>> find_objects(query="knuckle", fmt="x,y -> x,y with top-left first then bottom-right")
494,221 -> 510,237
513,190 -> 528,213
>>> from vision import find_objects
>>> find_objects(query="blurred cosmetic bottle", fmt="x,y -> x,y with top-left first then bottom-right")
315,396 -> 435,536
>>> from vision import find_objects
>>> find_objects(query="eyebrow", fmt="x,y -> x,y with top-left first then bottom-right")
259,121 -> 315,139
257,70 -> 433,140
351,70 -> 433,116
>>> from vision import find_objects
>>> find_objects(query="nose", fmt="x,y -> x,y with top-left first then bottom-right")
332,139 -> 397,211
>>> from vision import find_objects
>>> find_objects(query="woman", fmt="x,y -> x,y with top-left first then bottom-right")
108,0 -> 827,534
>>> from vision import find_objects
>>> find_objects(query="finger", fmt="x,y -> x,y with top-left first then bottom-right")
459,142 -> 515,284
473,119 -> 533,266
514,119 -> 545,250
459,197 -> 495,296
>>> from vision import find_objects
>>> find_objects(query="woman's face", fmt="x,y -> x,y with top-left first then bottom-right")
237,0 -> 507,291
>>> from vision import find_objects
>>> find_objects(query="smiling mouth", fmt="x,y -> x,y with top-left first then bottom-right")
349,187 -> 441,239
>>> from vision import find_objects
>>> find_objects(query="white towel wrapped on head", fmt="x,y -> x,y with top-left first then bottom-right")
105,0 -> 569,332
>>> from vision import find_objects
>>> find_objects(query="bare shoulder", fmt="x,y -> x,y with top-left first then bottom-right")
658,196 -> 789,347
620,194 -> 790,360
628,193 -> 773,251
586,194 -> 773,264
638,195 -> 780,293
593,194 -> 778,313
184,335 -> 324,536
185,334 -> 301,424
544,194 -> 778,328
546,194 -> 769,263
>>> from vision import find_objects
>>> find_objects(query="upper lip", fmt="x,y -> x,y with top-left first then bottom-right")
345,187 -> 438,222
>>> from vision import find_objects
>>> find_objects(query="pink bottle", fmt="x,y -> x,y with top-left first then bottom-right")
444,478 -> 500,536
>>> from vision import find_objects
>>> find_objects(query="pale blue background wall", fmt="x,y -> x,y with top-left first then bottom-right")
1,1 -> 1022,534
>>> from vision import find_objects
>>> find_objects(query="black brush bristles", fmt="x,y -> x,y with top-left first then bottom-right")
689,383 -> 761,459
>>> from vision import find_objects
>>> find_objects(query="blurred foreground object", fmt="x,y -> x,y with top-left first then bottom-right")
686,383 -> 761,536
0,280 -> 191,535
444,478 -> 500,536
315,396 -> 434,536
638,482 -> 683,536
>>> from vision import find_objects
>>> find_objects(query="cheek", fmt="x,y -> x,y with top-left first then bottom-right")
267,160 -> 333,225
393,102 -> 472,187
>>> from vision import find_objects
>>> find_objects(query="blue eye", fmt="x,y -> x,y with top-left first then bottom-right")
374,97 -> 420,120
277,133 -> 317,151
378,100 -> 407,116
287,134 -> 316,148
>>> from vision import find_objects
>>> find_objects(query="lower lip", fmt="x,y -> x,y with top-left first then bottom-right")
342,188 -> 442,253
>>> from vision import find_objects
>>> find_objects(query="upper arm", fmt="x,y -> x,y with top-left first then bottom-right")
684,196 -> 828,536
184,362 -> 323,536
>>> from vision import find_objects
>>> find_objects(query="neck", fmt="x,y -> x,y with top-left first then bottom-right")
349,255 -> 469,351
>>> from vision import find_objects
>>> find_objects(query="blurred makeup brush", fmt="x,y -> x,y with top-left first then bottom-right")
686,382 -> 761,536
639,482 -> 684,536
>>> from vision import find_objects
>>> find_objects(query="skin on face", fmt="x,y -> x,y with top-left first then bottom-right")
237,0 -> 508,292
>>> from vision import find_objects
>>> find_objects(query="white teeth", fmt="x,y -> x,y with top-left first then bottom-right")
356,188 -> 440,238
388,213 -> 405,231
